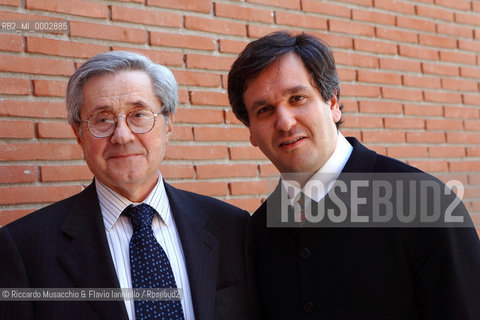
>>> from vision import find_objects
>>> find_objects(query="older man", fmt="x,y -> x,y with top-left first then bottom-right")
228,31 -> 480,320
0,51 -> 254,320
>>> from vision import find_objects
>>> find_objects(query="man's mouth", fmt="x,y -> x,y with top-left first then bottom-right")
279,137 -> 305,146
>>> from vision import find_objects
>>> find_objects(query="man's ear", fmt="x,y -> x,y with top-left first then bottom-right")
71,124 -> 83,146
249,133 -> 258,147
165,114 -> 174,144
329,94 -> 341,123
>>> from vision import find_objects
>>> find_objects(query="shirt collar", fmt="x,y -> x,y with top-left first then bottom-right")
282,132 -> 353,202
96,171 -> 171,230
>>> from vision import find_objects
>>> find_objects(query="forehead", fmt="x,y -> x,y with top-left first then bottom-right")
243,53 -> 315,105
81,70 -> 157,113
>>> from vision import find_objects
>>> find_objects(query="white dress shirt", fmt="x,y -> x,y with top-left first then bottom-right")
96,172 -> 195,320
282,132 -> 353,203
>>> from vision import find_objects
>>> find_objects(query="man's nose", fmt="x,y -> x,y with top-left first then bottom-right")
110,116 -> 135,144
275,105 -> 297,132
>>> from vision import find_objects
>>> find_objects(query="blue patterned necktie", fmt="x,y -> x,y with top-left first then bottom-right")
125,203 -> 185,320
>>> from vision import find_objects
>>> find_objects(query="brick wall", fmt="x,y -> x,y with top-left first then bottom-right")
0,0 -> 479,229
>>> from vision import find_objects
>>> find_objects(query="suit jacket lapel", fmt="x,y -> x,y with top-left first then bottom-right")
59,183 -> 128,320
164,182 -> 218,320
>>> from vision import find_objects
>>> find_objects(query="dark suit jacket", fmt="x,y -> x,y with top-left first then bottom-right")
0,181 -> 257,320
251,137 -> 480,319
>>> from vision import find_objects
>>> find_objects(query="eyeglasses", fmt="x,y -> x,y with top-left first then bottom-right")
82,108 -> 162,138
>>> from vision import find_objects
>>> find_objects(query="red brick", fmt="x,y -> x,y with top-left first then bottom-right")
0,55 -> 74,76
171,182 -> 228,196
463,94 -> 479,106
194,127 -> 249,141
426,119 -> 463,131
404,104 -> 443,117
246,24 -> 284,39
0,120 -> 34,138
40,165 -> 93,182
373,0 -> 415,14
440,50 -> 477,65
455,12 -> 480,27
357,70 -> 401,85
218,39 -> 249,54
335,0 -> 372,6
442,78 -> 478,92
246,0 -> 300,9
190,91 -> 229,106
37,122 -> 75,139
146,0 -> 211,13
437,22 -> 473,38
184,15 -> 246,36
26,37 -> 108,59
419,34 -> 456,49
172,70 -> 219,87
277,11 -> 327,30
361,131 -> 405,143
334,52 -> 378,68
459,39 -> 480,53
403,75 -> 441,89
311,32 -> 353,49
435,0 -> 471,11
399,45 -> 438,61
340,84 -> 381,98
416,4 -> 454,22
0,143 -> 82,161
465,120 -> 480,132
358,101 -> 402,114
196,164 -> 257,179
467,147 -> 480,157
165,145 -> 228,160
396,16 -> 436,33
380,58 -> 421,72
0,165 -> 38,183
259,163 -> 279,177
469,173 -> 480,184
159,164 -> 195,179
225,109 -> 243,125
0,0 -> 20,6
352,9 -> 395,25
428,147 -> 465,158
178,89 -> 189,104
473,1 -> 480,12
302,0 -> 350,18
447,132 -> 480,144
406,132 -> 445,143
33,79 -> 67,97
341,100 -> 359,113
186,54 -> 236,71
422,62 -> 459,76
387,146 -> 428,158
0,185 -> 82,205
329,19 -> 373,36
381,87 -> 423,101
150,32 -> 216,51
0,100 -> 67,118
337,68 -> 356,82
445,106 -> 479,119
26,0 -> 107,18
230,180 -> 269,196
384,117 -> 425,129
354,39 -> 397,55
449,161 -> 480,172
343,116 -> 383,129
170,126 -> 193,141
376,27 -> 418,44
112,6 -> 182,27
111,46 -> 183,67
0,77 -> 31,95
424,90 -> 462,104
215,3 -> 273,23
174,108 -> 223,124
0,34 -> 22,52
408,160 -> 448,172
230,146 -> 268,160
69,21 -> 146,44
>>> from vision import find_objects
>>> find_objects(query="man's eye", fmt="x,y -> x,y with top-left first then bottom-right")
291,95 -> 305,102
257,106 -> 273,114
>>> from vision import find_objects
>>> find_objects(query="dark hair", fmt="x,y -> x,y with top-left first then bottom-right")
228,31 -> 343,127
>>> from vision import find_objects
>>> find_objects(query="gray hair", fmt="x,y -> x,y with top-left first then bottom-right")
66,51 -> 178,126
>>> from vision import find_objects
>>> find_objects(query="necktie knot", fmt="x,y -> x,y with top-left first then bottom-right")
125,203 -> 155,230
